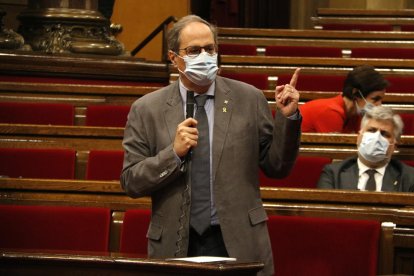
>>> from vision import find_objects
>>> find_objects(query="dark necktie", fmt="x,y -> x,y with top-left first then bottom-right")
190,95 -> 211,235
365,169 -> 377,191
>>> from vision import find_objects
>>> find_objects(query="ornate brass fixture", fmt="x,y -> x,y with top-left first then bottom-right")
0,8 -> 25,50
17,0 -> 124,55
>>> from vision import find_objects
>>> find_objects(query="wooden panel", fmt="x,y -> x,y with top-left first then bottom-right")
111,0 -> 190,62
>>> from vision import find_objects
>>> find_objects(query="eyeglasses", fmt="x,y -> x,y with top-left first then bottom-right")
178,44 -> 217,58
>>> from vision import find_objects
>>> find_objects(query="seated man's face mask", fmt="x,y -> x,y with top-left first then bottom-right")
358,130 -> 391,163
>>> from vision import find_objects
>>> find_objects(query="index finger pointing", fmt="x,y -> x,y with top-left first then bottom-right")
289,68 -> 301,88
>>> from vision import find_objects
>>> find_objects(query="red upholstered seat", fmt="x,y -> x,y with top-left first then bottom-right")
86,150 -> 124,181
351,47 -> 414,59
119,209 -> 151,255
0,101 -> 74,125
221,72 -> 269,90
0,148 -> 76,179
400,25 -> 414,31
265,45 -> 342,57
0,75 -> 167,87
276,74 -> 345,92
400,113 -> 414,135
219,44 -> 257,55
319,23 -> 393,31
403,160 -> 414,167
259,156 -> 332,188
385,76 -> 414,93
85,105 -> 131,127
268,215 -> 381,276
0,205 -> 111,252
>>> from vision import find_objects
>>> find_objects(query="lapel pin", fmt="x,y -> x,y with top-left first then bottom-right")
223,107 -> 227,113
224,100 -> 229,104
393,181 -> 398,186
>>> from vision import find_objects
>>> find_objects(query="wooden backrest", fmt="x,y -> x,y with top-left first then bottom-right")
0,147 -> 76,179
0,204 -> 111,251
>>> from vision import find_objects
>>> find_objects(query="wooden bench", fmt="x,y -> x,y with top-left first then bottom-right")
0,181 -> 413,274
217,26 -> 414,40
0,124 -> 413,163
312,8 -> 414,31
0,249 -> 264,275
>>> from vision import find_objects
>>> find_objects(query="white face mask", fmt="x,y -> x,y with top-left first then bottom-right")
356,90 -> 374,116
178,52 -> 218,86
358,131 -> 390,163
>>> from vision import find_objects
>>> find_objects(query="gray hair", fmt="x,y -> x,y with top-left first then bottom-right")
167,15 -> 218,53
361,105 -> 404,141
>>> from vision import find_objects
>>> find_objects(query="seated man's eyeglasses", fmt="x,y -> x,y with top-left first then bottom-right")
178,44 -> 217,58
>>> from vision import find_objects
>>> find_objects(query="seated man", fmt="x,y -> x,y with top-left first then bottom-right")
317,105 -> 414,192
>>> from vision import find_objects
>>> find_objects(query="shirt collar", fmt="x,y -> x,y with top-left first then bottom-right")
357,158 -> 387,176
178,80 -> 215,104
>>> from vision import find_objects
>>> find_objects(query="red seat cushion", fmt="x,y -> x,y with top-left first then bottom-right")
0,102 -> 74,125
266,45 -> 342,57
259,156 -> 332,188
86,150 -> 124,181
277,74 -> 345,92
351,48 -> 414,59
320,24 -> 393,31
403,160 -> 414,167
85,105 -> 131,127
0,148 -> 76,179
119,209 -> 151,256
0,205 -> 111,252
0,75 -> 167,87
219,44 -> 257,55
221,72 -> 269,90
268,215 -> 380,276
400,113 -> 414,135
385,76 -> 414,93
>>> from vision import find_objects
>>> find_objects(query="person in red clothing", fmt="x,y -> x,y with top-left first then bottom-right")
300,65 -> 389,133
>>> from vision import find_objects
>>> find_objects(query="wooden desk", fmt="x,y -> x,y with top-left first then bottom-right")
0,250 -> 264,276
218,27 -> 414,40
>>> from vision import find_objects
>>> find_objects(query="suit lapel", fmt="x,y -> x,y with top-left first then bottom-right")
340,161 -> 359,190
382,164 -> 401,192
164,82 -> 185,143
212,77 -> 232,179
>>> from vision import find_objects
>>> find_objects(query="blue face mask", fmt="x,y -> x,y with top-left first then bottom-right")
178,52 -> 218,86
356,90 -> 374,116
358,131 -> 390,163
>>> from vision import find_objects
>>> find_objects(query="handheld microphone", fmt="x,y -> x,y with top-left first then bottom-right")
186,91 -> 195,119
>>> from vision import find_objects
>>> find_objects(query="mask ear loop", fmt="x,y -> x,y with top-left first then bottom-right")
357,89 -> 369,105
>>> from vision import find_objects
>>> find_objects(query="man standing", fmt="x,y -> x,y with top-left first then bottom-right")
318,105 -> 414,192
121,15 -> 301,275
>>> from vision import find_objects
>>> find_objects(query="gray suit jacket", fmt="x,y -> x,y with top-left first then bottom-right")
317,156 -> 414,192
121,76 -> 302,276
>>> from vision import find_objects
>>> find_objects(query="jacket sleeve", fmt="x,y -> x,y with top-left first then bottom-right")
120,99 -> 184,198
317,165 -> 336,189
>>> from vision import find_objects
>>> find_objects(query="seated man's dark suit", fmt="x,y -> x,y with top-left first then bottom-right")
317,157 -> 414,192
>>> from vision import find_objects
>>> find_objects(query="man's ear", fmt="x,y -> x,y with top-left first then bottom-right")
168,50 -> 177,66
